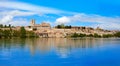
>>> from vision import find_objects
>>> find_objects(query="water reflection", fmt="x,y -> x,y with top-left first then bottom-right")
0,38 -> 26,50
1,38 -> 120,66
0,38 -> 108,58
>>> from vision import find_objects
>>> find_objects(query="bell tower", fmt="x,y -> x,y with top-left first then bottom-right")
30,19 -> 35,26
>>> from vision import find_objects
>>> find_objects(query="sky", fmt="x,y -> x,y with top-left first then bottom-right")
0,0 -> 120,30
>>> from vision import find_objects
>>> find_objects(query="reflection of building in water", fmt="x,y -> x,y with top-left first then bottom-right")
27,38 -> 104,56
36,38 -> 51,52
27,38 -> 52,55
27,39 -> 37,55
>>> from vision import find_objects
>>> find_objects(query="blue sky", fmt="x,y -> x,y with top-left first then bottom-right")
0,0 -> 120,30
21,0 -> 120,16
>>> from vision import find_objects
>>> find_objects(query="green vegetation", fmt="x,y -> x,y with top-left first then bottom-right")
71,32 -> 120,38
0,24 -> 14,28
114,32 -> 120,37
71,33 -> 98,38
93,33 -> 101,38
26,31 -> 38,38
71,33 -> 79,37
0,26 -> 38,38
102,34 -> 114,38
71,33 -> 86,38
87,34 -> 94,37
0,24 -> 120,38
55,24 -> 71,29
20,27 -> 26,38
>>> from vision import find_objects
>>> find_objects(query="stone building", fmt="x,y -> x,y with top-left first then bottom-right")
26,19 -> 51,31
25,20 -> 115,38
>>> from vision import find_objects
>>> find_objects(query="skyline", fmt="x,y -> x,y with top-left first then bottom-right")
0,0 -> 120,30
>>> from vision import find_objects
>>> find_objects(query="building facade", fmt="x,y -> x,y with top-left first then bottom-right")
26,19 -> 51,31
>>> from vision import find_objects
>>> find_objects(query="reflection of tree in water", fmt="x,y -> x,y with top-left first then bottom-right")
0,38 -> 26,59
27,38 -> 104,57
27,38 -> 52,55
0,38 -> 26,51
0,38 -> 105,57
54,38 -> 97,58
26,38 -> 36,55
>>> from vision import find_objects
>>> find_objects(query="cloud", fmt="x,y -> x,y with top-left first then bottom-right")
0,1 -> 74,15
55,14 -> 120,30
1,15 -> 13,24
92,23 -> 120,30
0,1 -> 76,25
0,10 -> 37,25
0,1 -> 120,30
56,16 -> 71,24
10,19 -> 29,26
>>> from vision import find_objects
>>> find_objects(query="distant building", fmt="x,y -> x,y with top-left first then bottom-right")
24,19 -> 115,38
26,19 -> 51,31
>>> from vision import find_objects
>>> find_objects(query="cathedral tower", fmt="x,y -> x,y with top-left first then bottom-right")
30,19 -> 35,26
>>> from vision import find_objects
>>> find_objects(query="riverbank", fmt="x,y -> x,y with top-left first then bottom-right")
0,24 -> 120,38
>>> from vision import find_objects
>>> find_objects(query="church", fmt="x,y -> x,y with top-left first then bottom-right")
27,19 -> 51,31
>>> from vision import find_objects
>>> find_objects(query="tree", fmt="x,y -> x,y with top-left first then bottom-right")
56,25 -> 62,28
114,32 -> 120,37
20,27 -> 26,38
0,29 -> 3,38
56,24 -> 72,29
82,27 -> 85,29
71,33 -> 79,37
0,24 -> 3,28
69,25 -> 71,28
65,25 -> 71,29
4,25 -> 7,28
79,33 -> 86,37
3,30 -> 11,38
87,34 -> 93,37
94,33 -> 101,38
13,30 -> 20,37
8,24 -> 11,28
61,24 -> 65,28
102,34 -> 113,38
26,31 -> 37,38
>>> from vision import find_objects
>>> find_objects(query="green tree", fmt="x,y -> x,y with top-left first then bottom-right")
0,24 -> 3,28
4,25 -> 7,28
61,24 -> 65,28
3,30 -> 11,38
87,34 -> 93,37
79,33 -> 86,37
20,27 -> 26,38
13,30 -> 20,37
94,33 -> 101,38
26,31 -> 36,38
0,29 -> 3,38
56,25 -> 61,28
8,24 -> 11,28
71,33 -> 79,38
56,24 -> 72,29
65,25 -> 71,29
102,34 -> 113,38
114,32 -> 120,37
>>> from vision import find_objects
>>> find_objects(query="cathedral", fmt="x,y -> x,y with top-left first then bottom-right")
29,19 -> 51,30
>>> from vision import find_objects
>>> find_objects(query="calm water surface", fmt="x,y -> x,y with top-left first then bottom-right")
0,38 -> 120,66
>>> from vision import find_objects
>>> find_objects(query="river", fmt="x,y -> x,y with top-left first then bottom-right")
0,38 -> 120,66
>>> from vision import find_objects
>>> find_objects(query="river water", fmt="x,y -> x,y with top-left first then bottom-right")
0,38 -> 120,66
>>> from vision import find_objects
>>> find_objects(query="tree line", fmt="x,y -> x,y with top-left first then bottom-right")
55,24 -> 72,29
0,24 -> 14,28
0,27 -> 38,38
71,32 -> 120,38
0,24 -> 120,38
